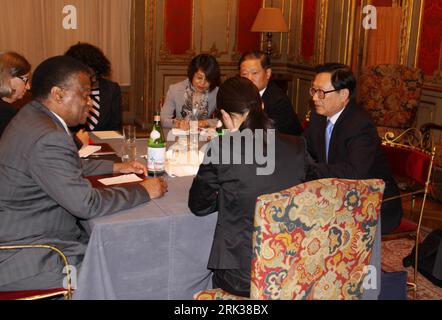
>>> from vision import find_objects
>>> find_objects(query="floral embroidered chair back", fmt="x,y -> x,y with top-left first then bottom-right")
359,64 -> 423,139
250,178 -> 385,300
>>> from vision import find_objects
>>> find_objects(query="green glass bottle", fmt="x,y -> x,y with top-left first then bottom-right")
216,120 -> 224,136
147,112 -> 166,176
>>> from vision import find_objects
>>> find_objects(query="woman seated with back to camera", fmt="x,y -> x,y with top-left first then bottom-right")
188,76 -> 308,297
160,54 -> 220,129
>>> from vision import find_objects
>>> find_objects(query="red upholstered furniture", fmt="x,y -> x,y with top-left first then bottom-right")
0,245 -> 73,300
194,178 -> 385,300
381,128 -> 436,297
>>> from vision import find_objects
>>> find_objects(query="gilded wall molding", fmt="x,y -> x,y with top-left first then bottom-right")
146,0 -> 157,120
399,0 -> 414,65
414,0 -> 425,68
344,0 -> 357,66
286,0 -> 295,60
316,0 -> 328,64
159,47 -> 195,62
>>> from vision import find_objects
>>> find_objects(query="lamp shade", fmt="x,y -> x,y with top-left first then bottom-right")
251,8 -> 289,33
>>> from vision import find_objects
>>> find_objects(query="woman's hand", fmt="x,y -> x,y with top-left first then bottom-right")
174,119 -> 190,130
220,109 -> 235,130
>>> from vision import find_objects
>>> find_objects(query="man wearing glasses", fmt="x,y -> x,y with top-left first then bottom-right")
303,63 -> 403,235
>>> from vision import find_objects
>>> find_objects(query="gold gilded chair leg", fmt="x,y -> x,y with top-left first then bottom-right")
406,282 -> 417,300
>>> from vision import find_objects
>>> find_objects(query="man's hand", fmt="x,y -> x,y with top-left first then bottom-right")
113,161 -> 147,176
140,177 -> 168,199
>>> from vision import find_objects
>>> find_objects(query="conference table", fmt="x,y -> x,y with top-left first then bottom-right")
73,136 -> 217,299
73,134 -> 382,300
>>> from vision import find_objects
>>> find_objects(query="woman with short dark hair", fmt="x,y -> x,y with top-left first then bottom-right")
161,54 -> 221,128
0,51 -> 31,138
65,42 -> 122,132
189,76 -> 308,297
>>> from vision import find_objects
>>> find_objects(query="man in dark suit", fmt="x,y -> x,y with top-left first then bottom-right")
303,63 -> 403,235
0,56 -> 167,291
239,51 -> 303,136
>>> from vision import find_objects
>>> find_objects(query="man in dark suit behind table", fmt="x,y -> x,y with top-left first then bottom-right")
239,50 -> 303,136
0,56 -> 167,291
303,62 -> 403,235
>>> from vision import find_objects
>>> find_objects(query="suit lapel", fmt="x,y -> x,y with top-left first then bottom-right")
327,101 -> 354,164
262,82 -> 272,112
30,101 -> 71,134
316,115 -> 327,162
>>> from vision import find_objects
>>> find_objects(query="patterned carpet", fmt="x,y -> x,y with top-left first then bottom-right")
382,237 -> 442,300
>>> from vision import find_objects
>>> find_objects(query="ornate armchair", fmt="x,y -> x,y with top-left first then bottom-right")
0,245 -> 73,300
380,128 -> 436,298
359,64 -> 424,139
194,178 -> 385,300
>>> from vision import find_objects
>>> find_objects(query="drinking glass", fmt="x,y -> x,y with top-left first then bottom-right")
123,125 -> 136,144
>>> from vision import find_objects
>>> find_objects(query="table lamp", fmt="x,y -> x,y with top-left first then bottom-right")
251,7 -> 289,56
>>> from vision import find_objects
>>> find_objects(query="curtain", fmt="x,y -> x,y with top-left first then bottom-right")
0,0 -> 131,85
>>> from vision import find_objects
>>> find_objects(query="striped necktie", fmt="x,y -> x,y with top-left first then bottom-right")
87,88 -> 100,130
325,120 -> 334,164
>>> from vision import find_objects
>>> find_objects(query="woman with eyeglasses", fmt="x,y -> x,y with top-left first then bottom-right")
160,54 -> 221,128
0,52 -> 31,138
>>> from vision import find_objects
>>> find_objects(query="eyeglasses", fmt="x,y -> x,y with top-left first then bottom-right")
309,87 -> 339,99
17,75 -> 29,85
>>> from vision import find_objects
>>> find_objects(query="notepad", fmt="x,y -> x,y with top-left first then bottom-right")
79,145 -> 102,158
92,131 -> 124,139
98,174 -> 143,186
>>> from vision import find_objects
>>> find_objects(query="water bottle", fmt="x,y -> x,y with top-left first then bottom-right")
216,120 -> 224,136
147,112 -> 166,176
189,108 -> 199,163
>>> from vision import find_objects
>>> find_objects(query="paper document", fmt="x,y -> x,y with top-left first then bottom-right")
92,131 -> 124,139
79,145 -> 102,158
98,174 -> 143,186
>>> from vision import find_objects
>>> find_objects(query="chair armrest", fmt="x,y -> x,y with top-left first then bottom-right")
0,244 -> 73,299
